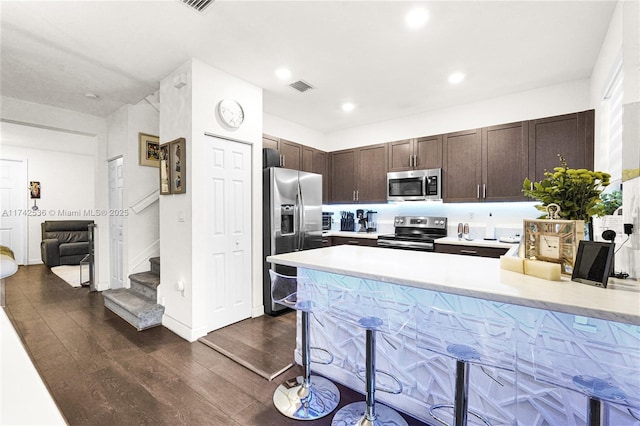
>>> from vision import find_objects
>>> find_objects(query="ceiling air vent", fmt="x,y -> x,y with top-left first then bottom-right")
289,80 -> 315,93
180,0 -> 214,13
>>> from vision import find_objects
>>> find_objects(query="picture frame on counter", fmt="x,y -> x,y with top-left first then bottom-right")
522,219 -> 583,275
571,241 -> 614,288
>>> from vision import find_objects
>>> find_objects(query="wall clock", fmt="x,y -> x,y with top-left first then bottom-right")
217,99 -> 244,129
522,218 -> 583,274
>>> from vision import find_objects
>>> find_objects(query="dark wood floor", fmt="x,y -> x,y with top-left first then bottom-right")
4,265 -> 429,425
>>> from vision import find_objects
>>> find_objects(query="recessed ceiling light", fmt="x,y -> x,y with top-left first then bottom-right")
341,102 -> 355,112
406,7 -> 429,29
84,93 -> 99,99
275,67 -> 292,81
448,72 -> 465,85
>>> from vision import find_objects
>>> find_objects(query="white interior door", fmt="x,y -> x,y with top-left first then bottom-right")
0,159 -> 27,265
204,136 -> 252,331
108,157 -> 124,289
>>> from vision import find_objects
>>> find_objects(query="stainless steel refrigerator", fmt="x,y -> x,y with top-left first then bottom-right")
263,167 -> 322,315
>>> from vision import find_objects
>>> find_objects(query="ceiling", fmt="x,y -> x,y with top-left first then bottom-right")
0,1 -> 617,134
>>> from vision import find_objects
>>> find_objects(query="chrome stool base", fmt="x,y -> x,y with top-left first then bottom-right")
274,374 -> 340,420
429,404 -> 492,426
331,401 -> 408,426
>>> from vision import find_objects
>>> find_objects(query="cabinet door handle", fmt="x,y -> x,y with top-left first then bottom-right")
409,155 -> 413,168
460,249 -> 478,254
477,184 -> 480,199
347,240 -> 359,245
282,155 -> 285,167
413,154 -> 417,168
356,190 -> 359,201
483,184 -> 487,199
353,190 -> 356,201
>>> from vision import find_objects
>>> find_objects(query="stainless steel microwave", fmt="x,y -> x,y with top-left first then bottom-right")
387,169 -> 442,201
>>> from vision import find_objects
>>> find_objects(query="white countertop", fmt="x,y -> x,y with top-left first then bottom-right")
267,245 -> 640,325
1,308 -> 66,425
323,231 -> 379,239
435,236 -> 516,249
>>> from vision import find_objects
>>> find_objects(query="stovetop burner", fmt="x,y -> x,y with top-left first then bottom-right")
377,216 -> 447,251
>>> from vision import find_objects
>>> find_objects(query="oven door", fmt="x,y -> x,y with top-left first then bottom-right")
377,236 -> 435,251
387,173 -> 426,201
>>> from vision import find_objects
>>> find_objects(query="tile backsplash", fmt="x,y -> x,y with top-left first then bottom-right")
322,201 -> 541,239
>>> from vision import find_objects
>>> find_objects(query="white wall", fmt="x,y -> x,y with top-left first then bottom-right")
0,124 -> 95,264
0,97 -> 110,288
324,79 -> 591,151
106,100 -> 160,284
590,0 -> 640,278
263,113 -> 326,150
159,59 -> 263,341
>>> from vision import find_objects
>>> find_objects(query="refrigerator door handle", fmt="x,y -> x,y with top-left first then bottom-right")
297,181 -> 305,250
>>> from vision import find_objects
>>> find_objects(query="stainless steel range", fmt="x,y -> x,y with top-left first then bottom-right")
377,216 -> 447,251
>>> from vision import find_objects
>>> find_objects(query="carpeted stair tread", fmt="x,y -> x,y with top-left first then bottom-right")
103,288 -> 157,311
103,288 -> 164,330
129,271 -> 160,288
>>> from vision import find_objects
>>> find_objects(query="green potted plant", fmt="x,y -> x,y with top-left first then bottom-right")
522,155 -> 611,221
592,189 -> 622,217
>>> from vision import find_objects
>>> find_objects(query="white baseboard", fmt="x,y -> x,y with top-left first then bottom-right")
251,305 -> 265,318
162,313 -> 207,342
28,259 -> 43,265
95,280 -> 110,292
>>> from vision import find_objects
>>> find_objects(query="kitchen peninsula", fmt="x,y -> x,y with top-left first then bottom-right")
267,245 -> 640,424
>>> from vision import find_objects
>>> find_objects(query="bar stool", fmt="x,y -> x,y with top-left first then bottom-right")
269,270 -> 340,420
532,320 -> 640,425
416,306 -> 516,426
328,284 -> 413,426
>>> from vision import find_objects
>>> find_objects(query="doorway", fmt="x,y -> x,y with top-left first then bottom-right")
0,158 -> 27,264
108,157 -> 124,288
204,135 -> 252,331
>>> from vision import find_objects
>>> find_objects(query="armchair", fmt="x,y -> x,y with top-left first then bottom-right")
41,220 -> 94,267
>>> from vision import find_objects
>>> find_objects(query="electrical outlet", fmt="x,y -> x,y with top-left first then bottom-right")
624,223 -> 633,235
469,212 -> 475,220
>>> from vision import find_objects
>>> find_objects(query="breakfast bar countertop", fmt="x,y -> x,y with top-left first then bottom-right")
267,245 -> 640,325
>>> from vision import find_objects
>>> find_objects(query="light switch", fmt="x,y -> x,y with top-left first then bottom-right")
178,210 -> 185,222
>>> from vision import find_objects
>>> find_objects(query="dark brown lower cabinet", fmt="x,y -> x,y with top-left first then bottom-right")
435,243 -> 508,258
331,236 -> 378,247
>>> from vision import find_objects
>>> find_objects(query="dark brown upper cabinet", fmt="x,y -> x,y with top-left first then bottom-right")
278,139 -> 302,170
528,110 -> 595,182
302,145 -> 329,203
443,129 -> 483,202
262,134 -> 279,152
388,135 -> 442,172
330,143 -> 388,203
482,121 -> 529,202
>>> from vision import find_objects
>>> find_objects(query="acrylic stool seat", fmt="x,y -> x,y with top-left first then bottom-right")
532,319 -> 640,426
328,284 -> 413,426
269,270 -> 340,420
417,306 -> 516,426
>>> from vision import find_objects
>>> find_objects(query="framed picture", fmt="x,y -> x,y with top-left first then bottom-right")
170,137 -> 186,194
29,181 -> 41,199
138,132 -> 160,167
158,142 -> 171,195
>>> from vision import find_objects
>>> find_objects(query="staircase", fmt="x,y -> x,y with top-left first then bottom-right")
103,257 -> 164,330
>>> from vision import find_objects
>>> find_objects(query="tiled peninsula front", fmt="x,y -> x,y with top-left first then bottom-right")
267,245 -> 640,425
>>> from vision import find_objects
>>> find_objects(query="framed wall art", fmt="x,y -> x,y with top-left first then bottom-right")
138,132 -> 160,167
170,138 -> 186,194
158,142 -> 171,195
